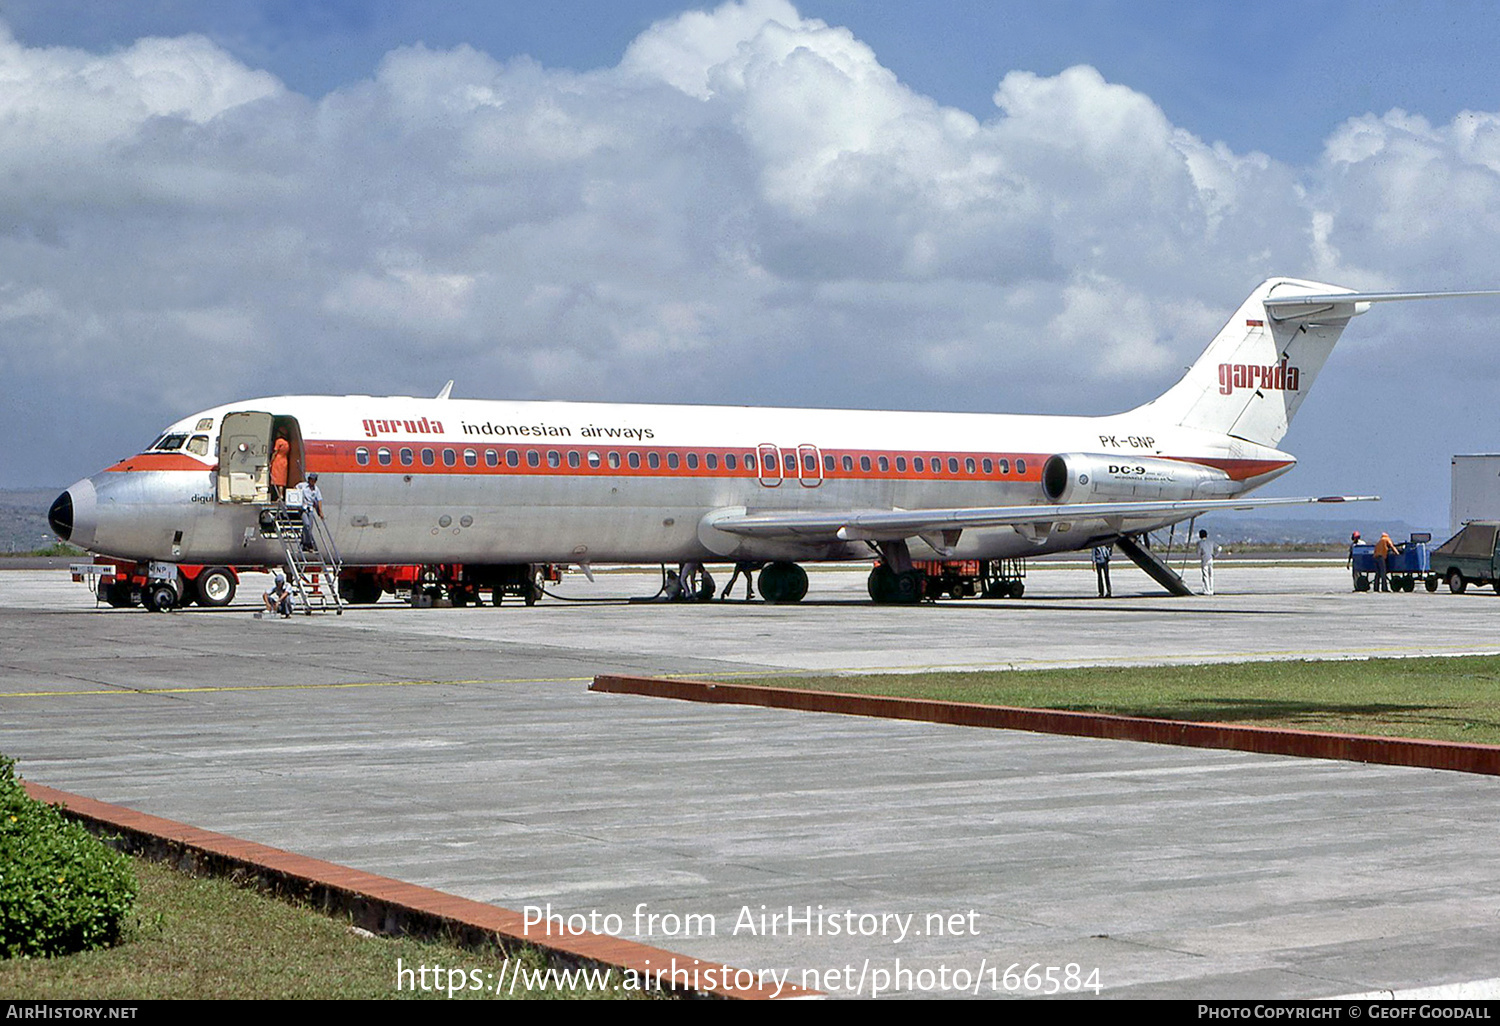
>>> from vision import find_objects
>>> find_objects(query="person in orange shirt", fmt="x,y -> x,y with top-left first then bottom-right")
1373,532 -> 1399,592
269,436 -> 289,501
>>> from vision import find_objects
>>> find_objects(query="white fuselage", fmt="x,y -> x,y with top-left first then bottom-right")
57,394 -> 1295,567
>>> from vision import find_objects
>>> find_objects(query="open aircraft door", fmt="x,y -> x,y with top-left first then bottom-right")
218,411 -> 273,503
217,412 -> 305,504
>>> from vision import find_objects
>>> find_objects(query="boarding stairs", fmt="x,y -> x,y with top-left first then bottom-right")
263,506 -> 344,615
1115,533 -> 1194,597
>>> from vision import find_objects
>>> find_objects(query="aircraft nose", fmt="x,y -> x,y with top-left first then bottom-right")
50,479 -> 98,550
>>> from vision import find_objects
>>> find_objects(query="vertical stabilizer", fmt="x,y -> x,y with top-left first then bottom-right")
1134,278 -> 1358,447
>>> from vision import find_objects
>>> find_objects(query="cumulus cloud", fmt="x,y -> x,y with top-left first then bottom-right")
3,1 -> 1500,522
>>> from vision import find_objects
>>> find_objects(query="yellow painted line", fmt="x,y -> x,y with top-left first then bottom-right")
0,676 -> 592,699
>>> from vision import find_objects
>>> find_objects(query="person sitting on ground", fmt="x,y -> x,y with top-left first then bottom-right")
263,572 -> 292,618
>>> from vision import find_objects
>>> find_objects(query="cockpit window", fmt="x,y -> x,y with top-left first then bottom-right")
152,434 -> 189,452
186,435 -> 211,456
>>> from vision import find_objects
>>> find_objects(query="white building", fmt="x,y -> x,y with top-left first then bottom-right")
1451,454 -> 1500,537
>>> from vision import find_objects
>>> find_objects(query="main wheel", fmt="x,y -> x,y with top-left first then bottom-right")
760,561 -> 808,603
194,567 -> 236,607
1448,570 -> 1467,594
867,565 -> 896,602
891,570 -> 925,604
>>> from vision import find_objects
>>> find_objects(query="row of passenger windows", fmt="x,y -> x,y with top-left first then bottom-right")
352,445 -> 1027,477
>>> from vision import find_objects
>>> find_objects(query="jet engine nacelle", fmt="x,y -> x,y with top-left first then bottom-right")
1042,453 -> 1234,504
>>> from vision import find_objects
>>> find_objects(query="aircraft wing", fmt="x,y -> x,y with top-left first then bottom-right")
708,495 -> 1375,544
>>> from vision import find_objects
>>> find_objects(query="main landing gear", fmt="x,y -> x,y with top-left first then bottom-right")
866,540 -> 926,605
757,561 -> 808,603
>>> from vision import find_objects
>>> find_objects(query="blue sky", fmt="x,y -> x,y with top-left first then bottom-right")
4,1 -> 1500,529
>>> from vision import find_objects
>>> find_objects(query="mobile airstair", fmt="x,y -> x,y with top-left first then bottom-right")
262,506 -> 344,615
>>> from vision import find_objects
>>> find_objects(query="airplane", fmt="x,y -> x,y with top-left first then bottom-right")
45,277 -> 1499,608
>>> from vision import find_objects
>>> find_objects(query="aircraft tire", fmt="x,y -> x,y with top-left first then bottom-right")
760,562 -> 808,603
194,567 -> 236,607
867,566 -> 895,603
892,570 -> 924,604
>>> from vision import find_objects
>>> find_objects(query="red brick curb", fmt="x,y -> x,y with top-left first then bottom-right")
21,780 -> 816,1000
590,675 -> 1500,776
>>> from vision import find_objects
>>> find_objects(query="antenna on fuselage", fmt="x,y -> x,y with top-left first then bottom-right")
436,380 -> 454,400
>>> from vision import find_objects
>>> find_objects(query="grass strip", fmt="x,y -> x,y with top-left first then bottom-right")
730,655 -> 1500,746
0,857 -> 639,1000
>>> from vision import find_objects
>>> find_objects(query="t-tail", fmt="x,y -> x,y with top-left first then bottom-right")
1134,277 -> 1500,447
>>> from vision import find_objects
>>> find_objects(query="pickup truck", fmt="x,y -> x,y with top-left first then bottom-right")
1429,521 -> 1500,594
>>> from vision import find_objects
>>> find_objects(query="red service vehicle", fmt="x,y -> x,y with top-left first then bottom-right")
74,559 -> 244,612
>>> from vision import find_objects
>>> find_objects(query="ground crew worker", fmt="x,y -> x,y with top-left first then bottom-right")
1373,532 -> 1398,592
1347,530 -> 1363,590
1093,543 -> 1113,597
1197,529 -> 1217,595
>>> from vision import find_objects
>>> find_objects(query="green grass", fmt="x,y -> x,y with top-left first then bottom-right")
0,858 -> 642,999
731,655 -> 1500,745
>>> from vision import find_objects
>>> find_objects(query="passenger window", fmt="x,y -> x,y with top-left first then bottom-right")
744,454 -> 755,472
608,452 -> 621,469
896,456 -> 907,472
1016,459 -> 1027,474
784,453 -> 796,473
914,456 -> 924,472
667,452 -> 679,469
400,447 -> 414,466
527,450 -> 541,468
859,456 -> 871,472
464,449 -> 478,467
965,458 -> 976,474
627,452 -> 641,469
548,450 -> 561,468
485,450 -> 499,467
568,451 -> 581,468
805,454 -> 816,472
421,449 -> 435,467
842,455 -> 854,472
377,448 -> 392,466
878,456 -> 889,472
506,450 -> 520,467
648,452 -> 660,469
442,449 -> 457,467
982,458 -> 992,474
706,453 -> 719,470
687,453 -> 699,470
724,453 -> 736,471
823,454 -> 834,472
356,447 -> 370,466
999,459 -> 1010,475
948,457 -> 959,474
588,451 -> 601,468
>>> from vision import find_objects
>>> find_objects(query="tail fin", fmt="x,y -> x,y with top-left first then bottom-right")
1133,277 -> 1356,448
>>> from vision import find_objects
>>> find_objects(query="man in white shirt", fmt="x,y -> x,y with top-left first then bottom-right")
290,473 -> 324,552
1197,529 -> 1217,595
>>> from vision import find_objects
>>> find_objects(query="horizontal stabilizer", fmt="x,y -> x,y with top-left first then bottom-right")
1264,289 -> 1500,321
